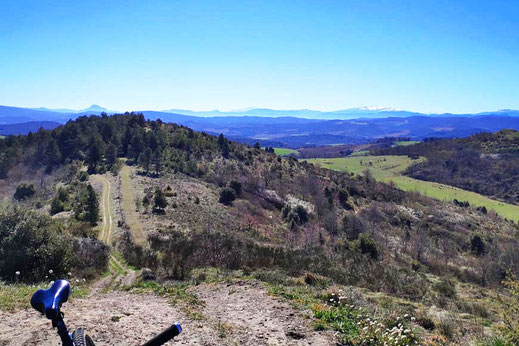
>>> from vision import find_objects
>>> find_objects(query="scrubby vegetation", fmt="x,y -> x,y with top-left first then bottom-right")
1,114 -> 519,343
0,202 -> 108,283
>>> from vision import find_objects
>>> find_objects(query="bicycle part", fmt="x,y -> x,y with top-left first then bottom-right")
31,279 -> 71,319
52,313 -> 74,346
142,323 -> 182,346
72,328 -> 96,346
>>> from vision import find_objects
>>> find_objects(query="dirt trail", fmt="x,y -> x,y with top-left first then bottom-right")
90,173 -> 136,292
0,282 -> 334,345
0,173 -> 334,345
119,165 -> 147,246
92,175 -> 113,244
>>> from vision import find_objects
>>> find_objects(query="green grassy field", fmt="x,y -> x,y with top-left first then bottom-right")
393,140 -> 420,147
264,147 -> 299,156
305,155 -> 519,222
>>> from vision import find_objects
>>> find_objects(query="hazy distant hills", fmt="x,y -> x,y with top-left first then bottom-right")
0,121 -> 61,136
2,104 -> 519,146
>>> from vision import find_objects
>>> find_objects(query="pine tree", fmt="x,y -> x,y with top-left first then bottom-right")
105,143 -> 118,168
84,184 -> 99,225
218,134 -> 230,158
44,140 -> 61,171
153,187 -> 167,212
138,148 -> 152,173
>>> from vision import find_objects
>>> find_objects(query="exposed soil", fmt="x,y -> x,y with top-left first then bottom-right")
0,281 -> 335,345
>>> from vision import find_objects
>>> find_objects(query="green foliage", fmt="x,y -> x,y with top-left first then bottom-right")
77,171 -> 89,182
219,187 -> 236,205
13,183 -> 36,201
228,180 -> 242,197
50,197 -> 65,215
142,195 -> 150,210
355,233 -> 379,260
471,234 -> 486,256
500,274 -> 519,344
74,184 -> 99,225
218,133 -> 230,158
153,187 -> 168,212
0,203 -> 75,282
292,205 -> 308,224
281,203 -> 291,218
376,130 -> 519,205
434,278 -> 457,299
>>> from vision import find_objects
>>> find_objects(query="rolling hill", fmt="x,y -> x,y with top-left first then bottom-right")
2,105 -> 519,148
2,113 -> 519,344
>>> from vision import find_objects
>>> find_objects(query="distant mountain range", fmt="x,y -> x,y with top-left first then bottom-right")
2,104 -> 519,146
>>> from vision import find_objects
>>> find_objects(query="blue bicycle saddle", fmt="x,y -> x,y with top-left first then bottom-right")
31,279 -> 71,319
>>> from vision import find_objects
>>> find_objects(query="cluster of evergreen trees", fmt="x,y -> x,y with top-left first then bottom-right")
0,113 -> 238,179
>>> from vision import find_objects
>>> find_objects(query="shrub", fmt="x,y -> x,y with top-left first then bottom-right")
228,180 -> 242,197
342,214 -> 364,240
293,205 -> 308,224
415,310 -> 436,330
0,203 -> 76,282
281,204 -> 291,218
50,197 -> 65,215
470,234 -> 486,256
355,233 -> 379,260
13,183 -> 36,201
219,187 -> 236,205
501,274 -> 519,344
77,171 -> 89,182
72,237 -> 110,272
253,270 -> 289,285
434,278 -> 457,299
153,187 -> 168,212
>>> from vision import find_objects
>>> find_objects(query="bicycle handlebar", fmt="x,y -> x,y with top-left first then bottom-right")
141,323 -> 182,346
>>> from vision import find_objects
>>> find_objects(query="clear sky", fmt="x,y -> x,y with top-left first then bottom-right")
1,0 -> 518,113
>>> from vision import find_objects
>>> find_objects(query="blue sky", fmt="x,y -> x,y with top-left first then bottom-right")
1,0 -> 518,113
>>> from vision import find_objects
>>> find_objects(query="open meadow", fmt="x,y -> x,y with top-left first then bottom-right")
306,155 -> 519,222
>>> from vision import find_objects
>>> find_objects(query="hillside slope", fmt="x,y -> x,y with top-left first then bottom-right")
2,114 -> 519,344
376,130 -> 519,205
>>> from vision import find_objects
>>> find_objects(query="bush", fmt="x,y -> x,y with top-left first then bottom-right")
434,278 -> 457,299
77,171 -> 89,182
228,180 -> 242,197
0,203 -> 76,282
342,214 -> 364,240
501,274 -> 519,344
219,187 -> 236,205
253,270 -> 289,285
470,234 -> 486,256
293,205 -> 308,224
281,204 -> 291,218
355,233 -> 379,260
50,197 -> 65,215
72,237 -> 110,272
13,183 -> 36,201
153,187 -> 168,212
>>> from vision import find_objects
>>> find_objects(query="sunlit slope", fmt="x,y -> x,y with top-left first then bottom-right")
306,155 -> 519,222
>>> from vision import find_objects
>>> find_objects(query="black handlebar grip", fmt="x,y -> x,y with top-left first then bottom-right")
142,323 -> 182,346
